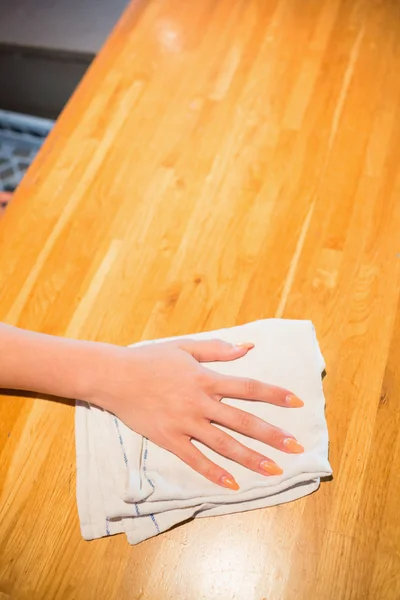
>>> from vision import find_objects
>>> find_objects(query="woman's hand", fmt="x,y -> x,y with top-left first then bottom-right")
0,324 -> 304,490
82,338 -> 305,490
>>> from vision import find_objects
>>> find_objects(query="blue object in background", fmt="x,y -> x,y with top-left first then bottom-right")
0,110 -> 53,191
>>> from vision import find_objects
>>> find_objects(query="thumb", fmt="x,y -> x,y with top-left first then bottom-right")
178,338 -> 254,362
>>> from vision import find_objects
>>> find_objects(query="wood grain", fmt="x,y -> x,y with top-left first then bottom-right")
1,0 -> 400,598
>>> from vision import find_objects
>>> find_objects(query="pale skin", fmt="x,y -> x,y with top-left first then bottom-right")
0,323 -> 305,491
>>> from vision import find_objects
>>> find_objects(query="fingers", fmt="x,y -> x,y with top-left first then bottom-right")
195,424 -> 284,476
214,375 -> 304,408
178,338 -> 254,362
176,440 -> 240,490
209,403 -> 304,454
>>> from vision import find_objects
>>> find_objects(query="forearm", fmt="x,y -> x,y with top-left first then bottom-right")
0,323 -> 109,400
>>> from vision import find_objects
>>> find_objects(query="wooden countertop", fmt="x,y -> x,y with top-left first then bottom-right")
1,1 -> 400,598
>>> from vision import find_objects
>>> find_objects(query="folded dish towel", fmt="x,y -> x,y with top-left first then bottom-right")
75,319 -> 332,545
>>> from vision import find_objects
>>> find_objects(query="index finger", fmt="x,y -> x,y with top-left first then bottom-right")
214,375 -> 304,408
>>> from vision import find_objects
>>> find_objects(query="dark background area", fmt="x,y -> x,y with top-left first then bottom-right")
0,0 -> 129,119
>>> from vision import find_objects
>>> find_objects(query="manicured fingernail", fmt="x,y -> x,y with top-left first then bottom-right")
221,475 -> 240,490
283,438 -> 304,453
235,342 -> 255,350
260,459 -> 283,476
286,394 -> 304,408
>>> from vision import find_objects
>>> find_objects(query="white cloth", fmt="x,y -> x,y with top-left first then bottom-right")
75,319 -> 332,545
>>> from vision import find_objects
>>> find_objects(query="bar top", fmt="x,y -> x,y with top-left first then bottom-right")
1,1 -> 400,598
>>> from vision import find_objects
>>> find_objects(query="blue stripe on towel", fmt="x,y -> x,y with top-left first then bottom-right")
113,417 -> 160,535
105,517 -> 111,536
143,439 -> 155,489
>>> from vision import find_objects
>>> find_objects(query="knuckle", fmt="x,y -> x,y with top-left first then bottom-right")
195,368 -> 212,387
198,370 -> 220,396
208,375 -> 222,396
180,415 -> 198,433
180,443 -> 197,464
237,410 -> 254,430
184,453 -> 197,468
268,428 -> 283,446
245,378 -> 259,397
242,452 -> 255,468
211,339 -> 230,354
213,433 -> 231,454
204,462 -> 220,480
168,437 -> 187,457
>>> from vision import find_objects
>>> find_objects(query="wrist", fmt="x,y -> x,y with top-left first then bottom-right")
72,340 -> 119,406
76,343 -> 143,413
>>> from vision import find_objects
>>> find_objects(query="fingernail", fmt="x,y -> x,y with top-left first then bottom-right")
221,475 -> 240,490
283,438 -> 304,453
260,459 -> 283,476
235,342 -> 255,350
286,394 -> 304,408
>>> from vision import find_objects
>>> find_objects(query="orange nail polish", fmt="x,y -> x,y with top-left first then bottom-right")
286,394 -> 304,408
283,438 -> 304,453
235,342 -> 255,350
260,459 -> 283,476
221,475 -> 240,490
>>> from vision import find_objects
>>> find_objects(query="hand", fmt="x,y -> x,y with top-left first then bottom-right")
83,339 -> 305,490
